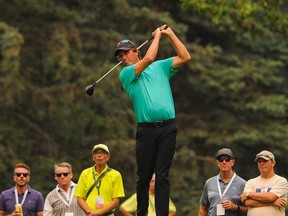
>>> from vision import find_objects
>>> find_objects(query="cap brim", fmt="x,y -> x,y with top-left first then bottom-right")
216,153 -> 234,159
255,156 -> 270,162
92,147 -> 109,154
114,48 -> 132,56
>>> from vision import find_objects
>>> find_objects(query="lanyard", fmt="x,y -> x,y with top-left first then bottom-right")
92,167 -> 108,196
56,184 -> 76,208
85,166 -> 111,200
15,188 -> 28,205
96,181 -> 101,195
217,172 -> 236,199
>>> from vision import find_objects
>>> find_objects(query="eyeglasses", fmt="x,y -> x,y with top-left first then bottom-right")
15,173 -> 29,177
218,157 -> 232,162
93,150 -> 108,155
55,172 -> 69,177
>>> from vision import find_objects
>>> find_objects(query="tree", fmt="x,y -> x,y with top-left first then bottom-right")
0,0 -> 288,215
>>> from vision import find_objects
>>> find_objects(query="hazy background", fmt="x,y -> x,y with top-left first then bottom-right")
0,0 -> 288,215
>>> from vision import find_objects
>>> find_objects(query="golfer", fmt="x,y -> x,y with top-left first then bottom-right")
114,24 -> 191,216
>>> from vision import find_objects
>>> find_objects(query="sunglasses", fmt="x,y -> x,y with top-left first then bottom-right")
55,172 -> 69,177
218,157 -> 232,162
15,173 -> 29,177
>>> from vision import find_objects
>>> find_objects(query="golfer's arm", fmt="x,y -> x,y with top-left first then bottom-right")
166,29 -> 191,68
134,31 -> 161,76
198,204 -> 208,216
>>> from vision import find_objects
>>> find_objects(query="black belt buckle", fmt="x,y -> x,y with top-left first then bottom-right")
154,121 -> 164,128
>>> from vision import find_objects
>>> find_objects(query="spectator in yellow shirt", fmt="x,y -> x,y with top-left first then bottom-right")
119,173 -> 176,216
74,144 -> 125,216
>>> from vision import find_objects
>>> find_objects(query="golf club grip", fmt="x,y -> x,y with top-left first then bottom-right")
137,25 -> 169,50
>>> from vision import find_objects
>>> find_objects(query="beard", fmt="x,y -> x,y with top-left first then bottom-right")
16,182 -> 28,187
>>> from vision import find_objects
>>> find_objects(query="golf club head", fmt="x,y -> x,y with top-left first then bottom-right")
85,84 -> 95,96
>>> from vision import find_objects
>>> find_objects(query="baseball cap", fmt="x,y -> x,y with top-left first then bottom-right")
216,148 -> 234,159
92,144 -> 110,155
255,150 -> 275,162
114,39 -> 137,56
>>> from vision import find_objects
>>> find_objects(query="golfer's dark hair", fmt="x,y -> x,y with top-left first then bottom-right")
138,50 -> 142,59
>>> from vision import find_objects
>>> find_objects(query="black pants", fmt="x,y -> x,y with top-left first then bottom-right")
136,120 -> 177,216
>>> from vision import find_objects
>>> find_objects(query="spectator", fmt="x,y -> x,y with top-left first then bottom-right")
74,144 -> 125,216
240,150 -> 287,216
198,148 -> 247,216
44,162 -> 84,216
0,163 -> 44,216
119,173 -> 176,216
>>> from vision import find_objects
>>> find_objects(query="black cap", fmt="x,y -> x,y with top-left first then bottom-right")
216,148 -> 234,158
114,39 -> 137,56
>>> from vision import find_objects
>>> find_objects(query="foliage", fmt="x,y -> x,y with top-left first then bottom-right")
0,0 -> 288,215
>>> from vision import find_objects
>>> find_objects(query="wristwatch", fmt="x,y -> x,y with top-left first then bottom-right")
245,192 -> 250,199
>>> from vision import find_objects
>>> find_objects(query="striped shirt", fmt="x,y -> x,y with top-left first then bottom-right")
44,182 -> 83,216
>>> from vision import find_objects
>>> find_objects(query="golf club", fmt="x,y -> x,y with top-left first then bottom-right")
85,36 -> 153,96
85,25 -> 168,96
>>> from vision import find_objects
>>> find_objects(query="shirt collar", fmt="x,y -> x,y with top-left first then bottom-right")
93,165 -> 108,176
56,181 -> 75,191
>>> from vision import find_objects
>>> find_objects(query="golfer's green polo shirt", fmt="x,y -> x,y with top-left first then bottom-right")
74,165 -> 125,211
119,57 -> 179,122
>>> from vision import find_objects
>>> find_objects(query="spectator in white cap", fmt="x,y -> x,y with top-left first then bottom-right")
198,148 -> 247,216
240,150 -> 287,216
74,144 -> 125,216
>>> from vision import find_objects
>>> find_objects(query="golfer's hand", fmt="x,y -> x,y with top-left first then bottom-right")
159,24 -> 172,37
152,27 -> 161,38
160,24 -> 169,31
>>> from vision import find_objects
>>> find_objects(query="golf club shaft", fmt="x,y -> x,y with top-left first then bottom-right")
94,61 -> 122,85
137,36 -> 153,50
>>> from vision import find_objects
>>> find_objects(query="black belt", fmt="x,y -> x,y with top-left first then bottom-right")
138,118 -> 175,128
103,212 -> 113,216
